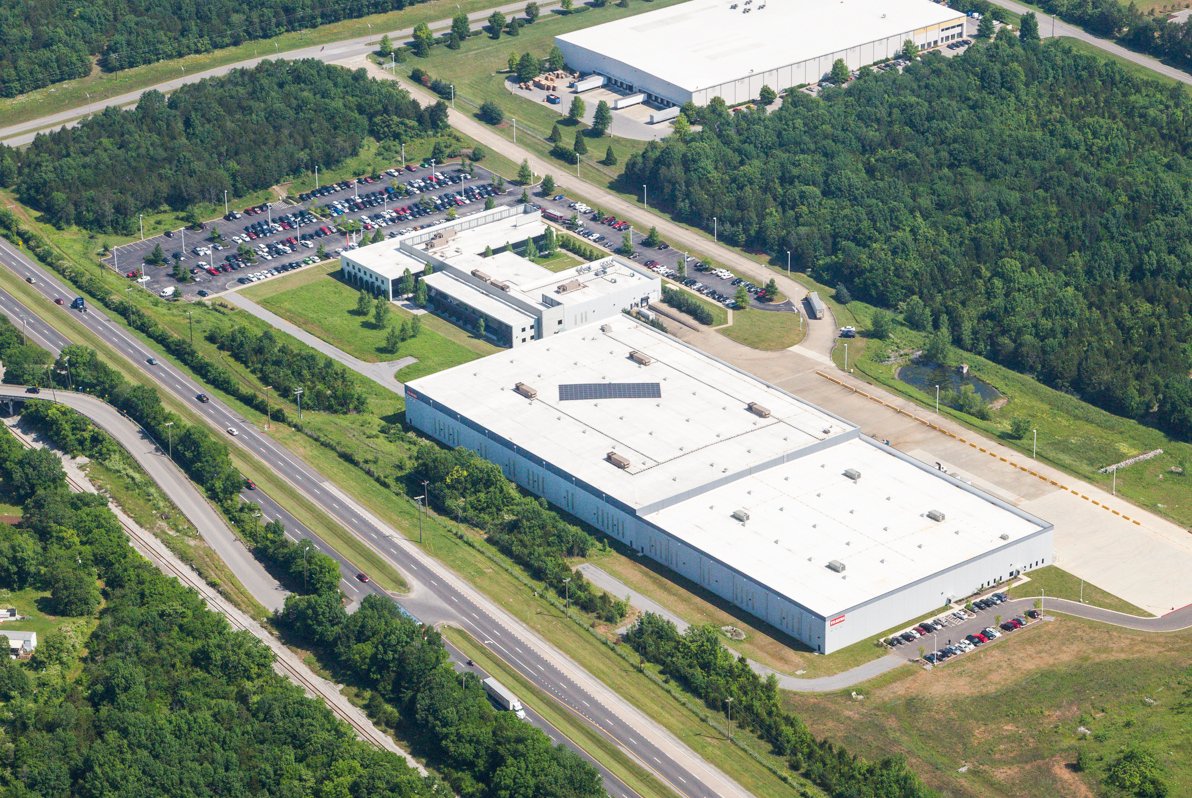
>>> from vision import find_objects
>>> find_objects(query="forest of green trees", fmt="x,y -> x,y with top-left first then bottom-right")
0,424 -> 443,797
624,38 -> 1191,439
0,60 -> 448,232
0,0 -> 441,97
626,613 -> 935,798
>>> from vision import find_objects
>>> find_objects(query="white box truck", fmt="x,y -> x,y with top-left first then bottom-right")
649,106 -> 681,124
482,677 -> 526,720
612,93 -> 645,110
572,75 -> 606,93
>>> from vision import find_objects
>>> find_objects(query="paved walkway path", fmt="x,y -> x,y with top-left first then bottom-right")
221,291 -> 414,393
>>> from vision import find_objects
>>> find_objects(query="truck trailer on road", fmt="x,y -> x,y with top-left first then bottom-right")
482,677 -> 526,720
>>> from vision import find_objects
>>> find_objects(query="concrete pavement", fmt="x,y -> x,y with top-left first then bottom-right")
220,291 -> 415,392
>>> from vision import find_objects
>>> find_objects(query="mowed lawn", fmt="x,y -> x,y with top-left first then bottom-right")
246,263 -> 497,379
785,616 -> 1192,798
719,307 -> 804,350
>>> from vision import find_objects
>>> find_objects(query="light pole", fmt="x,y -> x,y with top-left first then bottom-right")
139,213 -> 144,241
512,118 -> 517,144
164,421 -> 174,461
843,342 -> 849,372
264,386 -> 272,430
1032,429 -> 1037,460
563,576 -> 571,608
187,310 -> 193,346
713,216 -> 717,242
416,494 -> 425,543
935,384 -> 940,414
315,165 -> 320,190
401,143 -> 406,168
450,84 -> 455,109
294,387 -> 304,419
224,190 -> 229,216
19,316 -> 27,344
725,697 -> 733,738
62,355 -> 72,391
46,363 -> 56,402
302,545 -> 309,592
642,184 -> 647,209
1080,578 -> 1084,603
1111,467 -> 1116,496
786,249 -> 791,274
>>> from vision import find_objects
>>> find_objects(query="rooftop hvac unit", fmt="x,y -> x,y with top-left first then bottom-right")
555,279 -> 583,294
491,280 -> 510,292
606,451 -> 631,469
827,560 -> 846,573
470,268 -> 492,283
843,468 -> 862,482
746,401 -> 771,418
999,533 -> 1010,541
514,382 -> 538,400
926,509 -> 946,522
730,509 -> 750,523
629,350 -> 653,366
600,324 -> 613,332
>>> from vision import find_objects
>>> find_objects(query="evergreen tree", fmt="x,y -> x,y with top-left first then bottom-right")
508,16 -> 521,36
592,101 -> 612,136
541,174 -> 555,195
573,130 -> 588,155
378,34 -> 393,57
977,15 -> 996,38
517,159 -> 533,184
516,51 -> 538,82
830,58 -> 850,85
451,12 -> 470,41
526,2 -> 541,23
548,122 -> 563,143
525,237 -> 539,259
488,11 -> 506,39
373,297 -> 390,328
567,96 -> 585,123
545,45 -> 565,70
758,85 -> 777,105
1019,12 -> 1040,42
385,324 -> 401,353
356,289 -> 372,314
602,145 -> 617,165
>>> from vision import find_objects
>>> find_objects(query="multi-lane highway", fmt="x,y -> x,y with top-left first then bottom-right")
0,236 -> 750,798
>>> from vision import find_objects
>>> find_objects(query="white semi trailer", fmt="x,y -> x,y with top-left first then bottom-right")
482,677 -> 527,720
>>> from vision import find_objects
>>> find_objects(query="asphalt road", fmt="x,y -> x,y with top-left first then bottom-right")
0,237 -> 748,798
0,0 -> 570,147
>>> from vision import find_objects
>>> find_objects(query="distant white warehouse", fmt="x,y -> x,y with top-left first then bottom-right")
341,205 -> 660,347
406,318 -> 1052,653
555,0 -> 966,107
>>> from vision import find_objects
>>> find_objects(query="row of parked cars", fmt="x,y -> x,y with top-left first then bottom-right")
235,257 -> 319,285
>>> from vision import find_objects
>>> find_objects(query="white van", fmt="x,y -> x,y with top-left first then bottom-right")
159,286 -> 176,298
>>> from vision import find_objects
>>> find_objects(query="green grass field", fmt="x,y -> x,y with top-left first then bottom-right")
1006,565 -> 1149,616
243,262 -> 497,377
0,588 -> 78,640
718,307 -> 803,350
785,615 -> 1192,797
0,0 -> 514,131
662,286 -> 729,327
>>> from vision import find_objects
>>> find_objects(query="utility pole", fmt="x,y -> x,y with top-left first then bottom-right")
294,387 -> 304,419
401,142 -> 405,168
726,697 -> 734,738
416,494 -> 425,543
139,213 -> 145,241
264,386 -> 272,430
786,249 -> 791,274
935,384 -> 940,414
450,84 -> 455,109
563,576 -> 571,608
187,310 -> 193,346
713,216 -> 717,242
224,190 -> 229,216
843,342 -> 849,372
315,165 -> 320,190
302,546 -> 309,592
1032,429 -> 1037,460
164,421 -> 174,461
642,184 -> 647,209
513,118 -> 517,144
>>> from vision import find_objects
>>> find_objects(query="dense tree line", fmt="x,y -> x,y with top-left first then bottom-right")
0,60 -> 448,232
0,312 -> 53,386
0,0 -> 446,97
208,326 -> 368,414
662,286 -> 714,325
626,614 -> 935,798
625,39 -> 1192,439
0,426 -> 440,797
415,444 -> 628,622
277,592 -> 606,798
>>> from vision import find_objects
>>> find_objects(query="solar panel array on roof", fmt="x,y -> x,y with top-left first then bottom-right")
559,382 -> 662,401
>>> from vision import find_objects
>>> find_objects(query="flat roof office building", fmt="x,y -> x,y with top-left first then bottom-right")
555,0 -> 966,107
341,205 -> 660,347
406,318 -> 1052,653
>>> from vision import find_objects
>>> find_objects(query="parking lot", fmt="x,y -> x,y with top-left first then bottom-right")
532,194 -> 800,316
885,591 -> 1046,666
106,162 -> 514,300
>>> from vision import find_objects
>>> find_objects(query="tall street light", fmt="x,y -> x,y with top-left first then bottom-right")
713,216 -> 717,242
786,249 -> 791,274
294,387 -> 304,419
642,184 -> 647,209
164,421 -> 174,461
139,213 -> 145,241
725,697 -> 734,738
563,576 -> 571,608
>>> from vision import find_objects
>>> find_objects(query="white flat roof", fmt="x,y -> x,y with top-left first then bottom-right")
557,0 -> 964,92
421,271 -> 538,329
344,243 -> 425,280
645,436 -> 1046,615
407,316 -> 854,508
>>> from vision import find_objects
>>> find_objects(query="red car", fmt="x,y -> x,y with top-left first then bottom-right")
244,478 -> 256,490
54,297 -> 64,305
126,271 -> 138,278
356,572 -> 370,583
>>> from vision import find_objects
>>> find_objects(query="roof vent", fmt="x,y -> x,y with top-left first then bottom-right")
827,560 -> 846,573
629,350 -> 653,366
731,509 -> 750,523
926,509 -> 946,522
606,451 -> 631,469
843,468 -> 862,482
514,382 -> 538,400
492,280 -> 510,291
601,324 -> 612,332
746,401 -> 771,418
999,533 -> 1010,541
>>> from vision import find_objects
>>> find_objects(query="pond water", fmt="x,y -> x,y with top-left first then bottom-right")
897,362 -> 1002,404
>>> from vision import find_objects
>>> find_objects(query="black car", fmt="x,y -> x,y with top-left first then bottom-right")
25,386 -> 40,394
196,393 -> 210,403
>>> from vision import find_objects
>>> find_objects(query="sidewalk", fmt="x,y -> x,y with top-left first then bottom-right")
221,291 -> 414,393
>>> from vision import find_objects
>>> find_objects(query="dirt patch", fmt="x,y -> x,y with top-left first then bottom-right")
1048,756 -> 1097,798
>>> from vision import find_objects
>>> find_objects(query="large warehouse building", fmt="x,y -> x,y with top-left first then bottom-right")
406,318 -> 1052,653
555,0 -> 967,107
